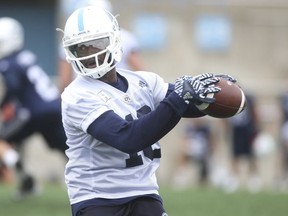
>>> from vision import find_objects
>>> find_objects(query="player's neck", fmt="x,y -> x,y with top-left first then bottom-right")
99,69 -> 117,84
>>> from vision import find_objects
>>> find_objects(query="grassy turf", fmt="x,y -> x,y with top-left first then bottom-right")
161,186 -> 288,216
0,183 -> 70,216
1,184 -> 288,216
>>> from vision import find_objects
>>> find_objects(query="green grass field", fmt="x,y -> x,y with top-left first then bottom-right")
1,183 -> 288,216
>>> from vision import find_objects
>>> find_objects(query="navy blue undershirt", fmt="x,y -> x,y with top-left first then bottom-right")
108,73 -> 128,92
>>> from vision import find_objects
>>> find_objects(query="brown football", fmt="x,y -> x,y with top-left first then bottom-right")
195,78 -> 246,118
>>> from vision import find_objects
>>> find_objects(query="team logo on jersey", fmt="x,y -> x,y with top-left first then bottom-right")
97,90 -> 111,102
122,94 -> 132,104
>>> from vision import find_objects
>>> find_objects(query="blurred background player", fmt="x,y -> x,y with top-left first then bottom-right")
224,93 -> 260,192
278,92 -> 288,190
173,117 -> 214,188
58,0 -> 144,92
0,17 -> 67,199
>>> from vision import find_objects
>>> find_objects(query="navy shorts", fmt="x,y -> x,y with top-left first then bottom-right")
76,197 -> 168,216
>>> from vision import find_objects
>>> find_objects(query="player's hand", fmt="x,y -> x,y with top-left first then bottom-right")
189,74 -> 221,104
174,75 -> 220,104
215,74 -> 237,83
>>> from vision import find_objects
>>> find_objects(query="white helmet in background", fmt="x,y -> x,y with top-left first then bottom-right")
60,6 -> 122,78
0,17 -> 24,59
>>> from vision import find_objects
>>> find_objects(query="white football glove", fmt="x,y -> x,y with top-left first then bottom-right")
174,74 -> 220,104
193,73 -> 221,87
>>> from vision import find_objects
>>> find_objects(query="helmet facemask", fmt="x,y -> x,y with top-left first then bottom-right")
65,36 -> 119,78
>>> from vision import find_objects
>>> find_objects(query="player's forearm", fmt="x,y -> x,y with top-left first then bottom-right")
87,93 -> 187,154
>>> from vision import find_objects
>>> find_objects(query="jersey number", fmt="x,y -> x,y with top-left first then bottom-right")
125,105 -> 161,168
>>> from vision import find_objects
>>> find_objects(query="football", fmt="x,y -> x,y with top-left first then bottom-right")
195,78 -> 246,118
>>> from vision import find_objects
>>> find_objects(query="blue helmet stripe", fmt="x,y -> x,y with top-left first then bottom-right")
77,8 -> 85,32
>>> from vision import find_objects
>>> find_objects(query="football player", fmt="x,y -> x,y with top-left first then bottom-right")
57,6 -> 231,216
0,17 -> 67,198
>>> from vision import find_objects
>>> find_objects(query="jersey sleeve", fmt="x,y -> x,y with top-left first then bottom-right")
136,71 -> 169,107
61,87 -> 109,133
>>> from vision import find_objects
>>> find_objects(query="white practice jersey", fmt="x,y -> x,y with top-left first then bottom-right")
62,69 -> 169,204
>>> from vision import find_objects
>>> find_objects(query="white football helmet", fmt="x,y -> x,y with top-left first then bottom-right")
0,17 -> 24,59
70,0 -> 113,13
60,6 -> 122,78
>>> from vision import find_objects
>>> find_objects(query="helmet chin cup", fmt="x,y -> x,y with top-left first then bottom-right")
114,51 -> 122,63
